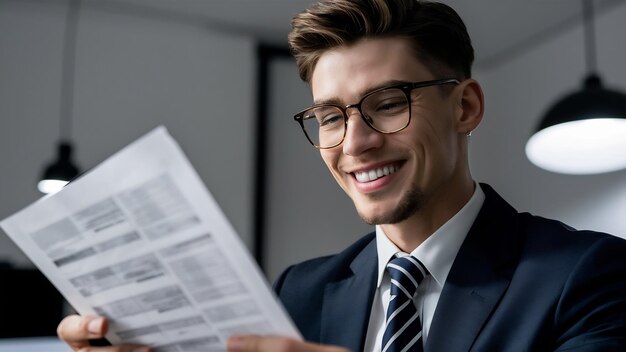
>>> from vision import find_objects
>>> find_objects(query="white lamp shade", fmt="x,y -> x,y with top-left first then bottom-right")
526,118 -> 626,174
37,179 -> 70,194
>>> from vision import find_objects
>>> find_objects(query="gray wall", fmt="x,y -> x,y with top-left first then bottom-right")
0,0 -> 256,266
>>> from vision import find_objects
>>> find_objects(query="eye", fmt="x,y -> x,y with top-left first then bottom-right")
375,97 -> 408,114
309,107 -> 343,128
363,89 -> 409,117
319,113 -> 343,127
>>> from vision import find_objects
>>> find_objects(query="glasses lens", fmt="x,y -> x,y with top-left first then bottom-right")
361,88 -> 410,132
300,106 -> 345,148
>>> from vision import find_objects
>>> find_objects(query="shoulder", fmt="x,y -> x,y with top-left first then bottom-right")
517,211 -> 625,262
478,183 -> 624,263
273,231 -> 376,295
473,183 -> 625,306
272,232 -> 377,340
464,185 -> 626,349
523,217 -> 626,349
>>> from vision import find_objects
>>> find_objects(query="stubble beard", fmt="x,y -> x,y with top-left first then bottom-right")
357,186 -> 424,225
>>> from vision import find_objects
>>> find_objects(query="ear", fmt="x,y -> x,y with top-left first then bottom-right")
454,79 -> 484,135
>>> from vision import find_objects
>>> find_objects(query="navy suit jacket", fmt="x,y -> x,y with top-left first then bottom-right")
274,184 -> 626,351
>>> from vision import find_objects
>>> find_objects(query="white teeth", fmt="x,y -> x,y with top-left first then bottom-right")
355,165 -> 397,182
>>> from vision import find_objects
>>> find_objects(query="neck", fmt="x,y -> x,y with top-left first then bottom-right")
380,177 -> 475,253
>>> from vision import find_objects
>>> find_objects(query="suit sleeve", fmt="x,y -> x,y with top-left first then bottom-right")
272,264 -> 295,295
554,235 -> 626,351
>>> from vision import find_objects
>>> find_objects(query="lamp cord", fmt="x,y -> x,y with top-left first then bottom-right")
59,0 -> 81,142
583,0 -> 597,75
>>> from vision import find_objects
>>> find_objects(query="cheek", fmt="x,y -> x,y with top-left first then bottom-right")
320,151 -> 341,177
320,150 -> 351,192
407,116 -> 458,173
419,107 -> 458,153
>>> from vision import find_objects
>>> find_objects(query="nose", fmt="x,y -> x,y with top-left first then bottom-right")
342,110 -> 384,156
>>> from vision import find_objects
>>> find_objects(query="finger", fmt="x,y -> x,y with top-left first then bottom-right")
57,315 -> 108,351
57,315 -> 151,352
76,346 -> 151,352
227,335 -> 349,352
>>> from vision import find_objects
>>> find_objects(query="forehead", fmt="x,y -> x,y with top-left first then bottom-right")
310,37 -> 433,103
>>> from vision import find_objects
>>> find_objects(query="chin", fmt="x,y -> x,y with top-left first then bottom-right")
354,188 -> 424,225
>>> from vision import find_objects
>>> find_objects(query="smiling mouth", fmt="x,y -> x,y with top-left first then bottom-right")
353,164 -> 400,182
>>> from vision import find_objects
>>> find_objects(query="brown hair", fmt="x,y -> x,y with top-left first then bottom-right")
288,0 -> 474,83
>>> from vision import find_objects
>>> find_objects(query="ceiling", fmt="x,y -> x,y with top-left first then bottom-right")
100,0 -> 623,69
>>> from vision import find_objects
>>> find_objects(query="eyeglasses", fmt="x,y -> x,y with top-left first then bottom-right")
294,78 -> 460,149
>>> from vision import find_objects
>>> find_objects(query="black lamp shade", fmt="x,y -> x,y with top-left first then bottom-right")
537,75 -> 626,130
38,142 -> 80,194
526,74 -> 626,174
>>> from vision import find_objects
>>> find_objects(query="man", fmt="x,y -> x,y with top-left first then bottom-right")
58,0 -> 626,351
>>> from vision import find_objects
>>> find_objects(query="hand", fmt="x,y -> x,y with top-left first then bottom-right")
57,315 -> 150,352
227,335 -> 350,352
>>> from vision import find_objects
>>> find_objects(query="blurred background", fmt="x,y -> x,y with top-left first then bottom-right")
1,0 -> 625,339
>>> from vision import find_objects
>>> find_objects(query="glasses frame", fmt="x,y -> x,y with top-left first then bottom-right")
294,78 -> 460,149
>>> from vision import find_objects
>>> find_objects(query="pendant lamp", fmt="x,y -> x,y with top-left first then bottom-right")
525,0 -> 626,175
38,0 -> 81,194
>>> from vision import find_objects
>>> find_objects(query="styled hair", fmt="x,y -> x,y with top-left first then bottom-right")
288,0 -> 474,83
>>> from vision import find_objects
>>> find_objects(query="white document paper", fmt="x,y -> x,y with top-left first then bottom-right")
1,127 -> 301,351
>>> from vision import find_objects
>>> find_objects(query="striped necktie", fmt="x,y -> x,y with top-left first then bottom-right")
381,255 -> 428,352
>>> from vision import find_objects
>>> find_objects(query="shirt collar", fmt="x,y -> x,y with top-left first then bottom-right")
374,183 -> 485,288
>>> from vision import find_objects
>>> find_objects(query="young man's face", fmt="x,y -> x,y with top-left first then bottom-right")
310,37 -> 466,225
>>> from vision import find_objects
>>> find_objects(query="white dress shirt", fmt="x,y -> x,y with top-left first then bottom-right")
363,184 -> 485,352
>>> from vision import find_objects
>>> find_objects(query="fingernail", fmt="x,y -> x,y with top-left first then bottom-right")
87,317 -> 104,334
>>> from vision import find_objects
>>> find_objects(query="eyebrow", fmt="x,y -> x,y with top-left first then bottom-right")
313,79 -> 412,105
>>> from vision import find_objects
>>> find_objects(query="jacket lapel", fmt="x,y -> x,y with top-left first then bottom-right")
320,238 -> 377,352
426,184 -> 520,352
